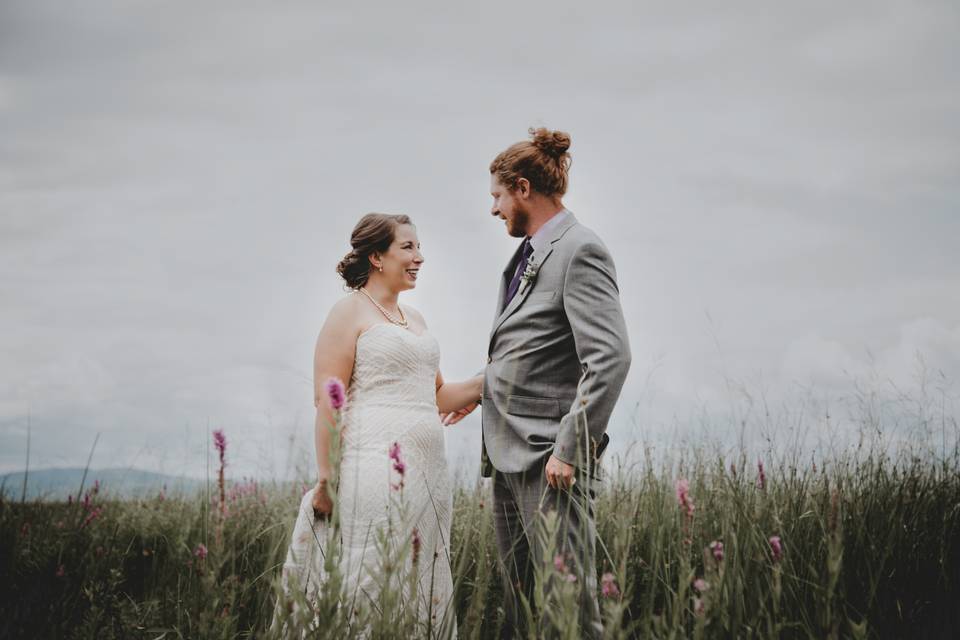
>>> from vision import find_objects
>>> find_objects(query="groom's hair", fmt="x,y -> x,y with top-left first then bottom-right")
490,127 -> 572,197
336,213 -> 412,289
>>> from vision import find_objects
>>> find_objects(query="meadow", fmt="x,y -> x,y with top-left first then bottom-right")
2,428 -> 958,639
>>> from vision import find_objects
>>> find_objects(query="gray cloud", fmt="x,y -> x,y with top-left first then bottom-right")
2,1 -> 958,477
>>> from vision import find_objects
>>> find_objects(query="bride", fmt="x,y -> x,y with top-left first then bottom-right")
279,213 -> 481,637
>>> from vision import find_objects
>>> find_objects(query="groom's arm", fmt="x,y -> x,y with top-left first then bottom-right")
552,241 -> 631,468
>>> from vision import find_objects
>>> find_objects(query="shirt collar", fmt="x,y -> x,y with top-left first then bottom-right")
528,209 -> 571,254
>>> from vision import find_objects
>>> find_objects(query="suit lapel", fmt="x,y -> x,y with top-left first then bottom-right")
489,214 -> 578,340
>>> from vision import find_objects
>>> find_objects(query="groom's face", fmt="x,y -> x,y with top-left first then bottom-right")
490,176 -> 529,238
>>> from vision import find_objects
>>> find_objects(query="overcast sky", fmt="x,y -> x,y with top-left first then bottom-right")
2,1 -> 958,480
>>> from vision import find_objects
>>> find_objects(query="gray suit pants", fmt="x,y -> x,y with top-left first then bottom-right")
492,463 -> 602,639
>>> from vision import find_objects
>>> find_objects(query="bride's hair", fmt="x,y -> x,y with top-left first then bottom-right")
337,213 -> 413,289
490,127 -> 572,196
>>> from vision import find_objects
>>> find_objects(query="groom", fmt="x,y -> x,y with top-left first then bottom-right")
481,128 -> 631,638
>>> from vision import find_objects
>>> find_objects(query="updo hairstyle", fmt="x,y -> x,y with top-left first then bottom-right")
336,213 -> 413,289
489,127 -> 572,196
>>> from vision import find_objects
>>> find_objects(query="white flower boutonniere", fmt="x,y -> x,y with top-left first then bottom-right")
517,256 -> 540,296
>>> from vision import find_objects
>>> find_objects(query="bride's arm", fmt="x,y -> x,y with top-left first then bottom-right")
435,371 -> 483,414
313,300 -> 358,484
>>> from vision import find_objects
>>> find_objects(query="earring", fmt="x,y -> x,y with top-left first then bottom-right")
378,265 -> 383,272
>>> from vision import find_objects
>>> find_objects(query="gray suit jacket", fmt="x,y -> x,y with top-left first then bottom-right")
481,212 -> 631,475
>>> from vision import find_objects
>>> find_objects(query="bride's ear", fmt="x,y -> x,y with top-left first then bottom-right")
368,253 -> 383,272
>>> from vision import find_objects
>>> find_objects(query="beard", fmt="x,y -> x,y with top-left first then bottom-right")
506,206 -> 530,238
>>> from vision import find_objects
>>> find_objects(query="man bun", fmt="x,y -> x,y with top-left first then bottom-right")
529,127 -> 571,158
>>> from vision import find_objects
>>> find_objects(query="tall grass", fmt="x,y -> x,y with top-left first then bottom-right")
1,439 -> 958,638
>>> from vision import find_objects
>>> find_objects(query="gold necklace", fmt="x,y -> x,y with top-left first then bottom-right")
357,288 -> 409,328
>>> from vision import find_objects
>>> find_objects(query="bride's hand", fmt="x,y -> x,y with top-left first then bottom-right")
441,401 -> 478,426
311,478 -> 334,519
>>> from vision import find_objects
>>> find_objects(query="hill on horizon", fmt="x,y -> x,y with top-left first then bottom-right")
0,467 -> 207,501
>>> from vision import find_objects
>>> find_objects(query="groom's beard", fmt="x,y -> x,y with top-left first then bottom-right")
507,207 -> 529,238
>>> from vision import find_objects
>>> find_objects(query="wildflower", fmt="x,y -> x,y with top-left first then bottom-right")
389,442 -> 405,475
81,506 -> 104,529
389,442 -> 406,490
757,459 -> 766,491
325,377 -> 346,410
600,572 -> 620,598
693,597 -> 705,616
693,578 -> 709,593
565,573 -> 577,583
709,540 -> 724,563
213,429 -> 227,465
554,554 -> 566,572
769,535 -> 783,563
412,528 -> 422,564
675,478 -> 695,518
92,479 -> 101,495
195,543 -> 208,561
55,565 -> 66,578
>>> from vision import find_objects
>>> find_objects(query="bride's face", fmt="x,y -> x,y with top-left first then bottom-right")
374,224 -> 423,291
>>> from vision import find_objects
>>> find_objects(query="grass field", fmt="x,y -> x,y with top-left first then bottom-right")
2,432 -> 958,639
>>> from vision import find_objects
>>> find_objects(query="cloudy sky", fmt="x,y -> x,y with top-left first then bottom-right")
2,1 -> 958,480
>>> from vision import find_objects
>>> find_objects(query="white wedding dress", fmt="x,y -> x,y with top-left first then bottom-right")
279,323 -> 456,637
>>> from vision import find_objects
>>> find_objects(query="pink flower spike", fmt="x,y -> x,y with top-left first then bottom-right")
757,459 -> 767,491
600,572 -> 620,598
325,377 -> 346,410
389,441 -> 405,476
213,430 -> 227,464
412,528 -> 422,565
554,554 -> 566,572
769,535 -> 783,563
675,478 -> 695,518
709,540 -> 725,563
694,597 -> 705,616
693,578 -> 709,593
194,543 -> 208,561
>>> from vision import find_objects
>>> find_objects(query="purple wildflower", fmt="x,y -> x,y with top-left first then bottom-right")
600,572 -> 620,598
80,506 -> 104,529
693,578 -> 709,593
757,459 -> 766,491
389,441 -> 405,490
694,597 -> 705,616
325,377 -> 346,410
389,442 -> 405,476
675,479 -> 695,518
194,543 -> 208,561
769,535 -> 783,563
213,430 -> 227,465
554,554 -> 566,572
412,528 -> 422,565
709,540 -> 725,563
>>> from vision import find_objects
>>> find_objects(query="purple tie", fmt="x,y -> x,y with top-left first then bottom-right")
504,238 -> 534,306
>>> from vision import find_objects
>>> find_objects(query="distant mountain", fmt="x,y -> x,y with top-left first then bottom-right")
0,468 -> 206,501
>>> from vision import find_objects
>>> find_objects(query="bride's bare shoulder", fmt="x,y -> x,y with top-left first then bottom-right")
323,293 -> 365,331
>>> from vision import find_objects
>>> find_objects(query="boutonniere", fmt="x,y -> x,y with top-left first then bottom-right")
517,255 -> 540,296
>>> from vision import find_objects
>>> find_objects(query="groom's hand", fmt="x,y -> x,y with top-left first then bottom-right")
441,401 -> 478,426
545,455 -> 576,490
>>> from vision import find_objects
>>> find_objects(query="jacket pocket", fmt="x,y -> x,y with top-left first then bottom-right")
526,290 -> 557,302
506,394 -> 561,418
